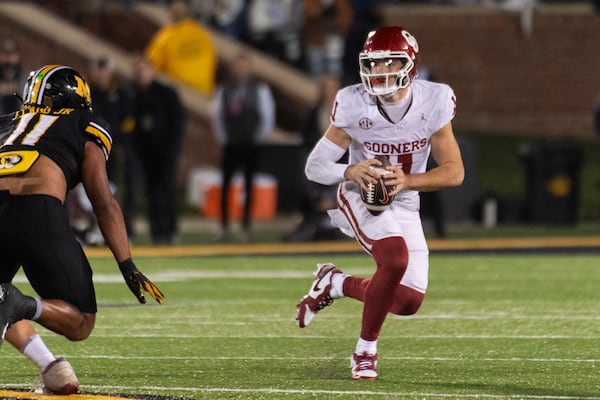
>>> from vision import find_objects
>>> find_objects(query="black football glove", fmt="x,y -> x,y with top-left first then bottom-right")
118,258 -> 164,304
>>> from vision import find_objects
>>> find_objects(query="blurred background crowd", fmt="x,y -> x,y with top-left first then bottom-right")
1,0 -> 599,245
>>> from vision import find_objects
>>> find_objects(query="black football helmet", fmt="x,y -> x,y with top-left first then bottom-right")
22,65 -> 92,111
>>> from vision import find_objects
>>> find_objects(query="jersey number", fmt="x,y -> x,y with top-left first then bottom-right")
3,114 -> 59,146
395,154 -> 413,174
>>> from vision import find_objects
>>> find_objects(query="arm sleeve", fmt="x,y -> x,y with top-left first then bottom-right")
305,136 -> 348,185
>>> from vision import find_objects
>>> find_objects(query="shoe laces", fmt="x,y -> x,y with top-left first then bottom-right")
354,354 -> 376,370
356,359 -> 374,370
313,294 -> 333,311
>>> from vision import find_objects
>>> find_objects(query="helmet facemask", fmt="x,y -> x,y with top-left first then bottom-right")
359,51 -> 414,97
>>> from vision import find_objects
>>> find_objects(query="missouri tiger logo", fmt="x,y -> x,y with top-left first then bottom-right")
0,153 -> 24,169
0,150 -> 40,175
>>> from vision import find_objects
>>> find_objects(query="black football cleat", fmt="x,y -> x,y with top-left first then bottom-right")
0,283 -> 37,346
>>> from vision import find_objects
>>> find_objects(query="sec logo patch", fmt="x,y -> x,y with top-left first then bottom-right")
359,117 -> 373,130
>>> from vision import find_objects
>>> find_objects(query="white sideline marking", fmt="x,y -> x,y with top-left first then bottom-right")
12,268 -> 375,283
12,270 -> 310,283
81,331 -> 600,339
1,354 -> 592,364
1,384 -> 598,400
2,353 -> 599,365
405,313 -> 600,321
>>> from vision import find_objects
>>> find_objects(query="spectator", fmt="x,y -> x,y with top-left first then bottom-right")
302,0 -> 353,78
145,0 -> 217,95
88,58 -> 134,184
0,37 -> 25,114
341,0 -> 382,86
87,56 -> 138,236
67,57 -> 138,246
244,0 -> 303,67
131,54 -> 186,245
209,0 -> 247,39
212,52 -> 275,243
284,74 -> 342,242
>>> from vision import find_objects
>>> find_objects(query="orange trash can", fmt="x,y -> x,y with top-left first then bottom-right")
201,173 -> 277,221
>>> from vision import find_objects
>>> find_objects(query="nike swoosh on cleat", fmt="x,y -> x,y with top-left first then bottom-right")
311,272 -> 330,292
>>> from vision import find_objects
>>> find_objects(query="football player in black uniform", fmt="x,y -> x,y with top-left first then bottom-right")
0,65 -> 164,393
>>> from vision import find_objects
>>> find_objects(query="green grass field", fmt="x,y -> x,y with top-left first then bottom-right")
2,251 -> 600,399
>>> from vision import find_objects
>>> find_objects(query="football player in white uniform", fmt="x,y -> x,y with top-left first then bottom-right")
296,26 -> 464,380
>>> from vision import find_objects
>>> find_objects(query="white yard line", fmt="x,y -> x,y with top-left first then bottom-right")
2,354 -> 597,363
1,384 -> 598,400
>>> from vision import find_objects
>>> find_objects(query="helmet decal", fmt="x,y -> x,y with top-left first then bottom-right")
74,75 -> 92,104
25,64 -> 59,106
23,65 -> 92,111
401,30 -> 419,54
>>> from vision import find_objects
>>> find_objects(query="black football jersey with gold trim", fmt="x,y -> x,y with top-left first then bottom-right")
0,107 -> 112,190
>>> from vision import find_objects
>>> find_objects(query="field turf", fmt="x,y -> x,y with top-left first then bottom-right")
2,251 -> 600,399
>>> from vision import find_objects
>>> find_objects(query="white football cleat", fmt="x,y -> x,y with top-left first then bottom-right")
351,352 -> 378,380
42,357 -> 79,395
296,263 -> 342,328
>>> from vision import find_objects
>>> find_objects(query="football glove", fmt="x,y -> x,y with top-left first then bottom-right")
118,258 -> 164,304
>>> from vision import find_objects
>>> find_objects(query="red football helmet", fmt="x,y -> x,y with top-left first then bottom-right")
359,26 -> 420,97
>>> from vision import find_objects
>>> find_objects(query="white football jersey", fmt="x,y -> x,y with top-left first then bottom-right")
331,80 -> 456,200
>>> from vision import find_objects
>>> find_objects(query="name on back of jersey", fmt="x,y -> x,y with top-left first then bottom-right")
17,105 -> 76,116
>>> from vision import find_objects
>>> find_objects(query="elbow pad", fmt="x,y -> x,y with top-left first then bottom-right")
305,137 -> 348,185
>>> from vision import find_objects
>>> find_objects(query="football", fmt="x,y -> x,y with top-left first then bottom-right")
360,155 -> 394,215
360,155 -> 396,216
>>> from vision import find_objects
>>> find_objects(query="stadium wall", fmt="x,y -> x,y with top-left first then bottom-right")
379,2 -> 600,140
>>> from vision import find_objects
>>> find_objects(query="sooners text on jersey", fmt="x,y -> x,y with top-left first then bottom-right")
331,79 -> 456,199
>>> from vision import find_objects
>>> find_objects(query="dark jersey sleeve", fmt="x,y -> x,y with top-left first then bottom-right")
83,116 -> 113,160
